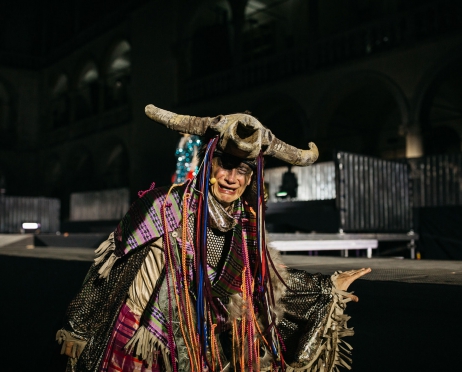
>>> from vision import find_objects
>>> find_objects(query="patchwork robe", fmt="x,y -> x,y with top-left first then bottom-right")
57,183 -> 354,371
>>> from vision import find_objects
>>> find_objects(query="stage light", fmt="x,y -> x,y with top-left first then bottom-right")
22,222 -> 40,229
276,166 -> 298,200
21,222 -> 41,234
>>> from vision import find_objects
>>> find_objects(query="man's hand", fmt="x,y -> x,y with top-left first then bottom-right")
65,341 -> 75,357
335,268 -> 371,302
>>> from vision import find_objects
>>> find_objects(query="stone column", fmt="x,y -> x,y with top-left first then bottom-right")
405,124 -> 423,158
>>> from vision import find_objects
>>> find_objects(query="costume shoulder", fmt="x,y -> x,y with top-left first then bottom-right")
114,182 -> 195,257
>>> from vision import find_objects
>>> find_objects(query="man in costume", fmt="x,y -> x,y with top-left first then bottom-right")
57,104 -> 371,372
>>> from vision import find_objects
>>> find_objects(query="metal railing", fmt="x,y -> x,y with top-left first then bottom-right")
408,153 -> 462,207
0,196 -> 60,233
69,188 -> 129,221
336,152 -> 412,232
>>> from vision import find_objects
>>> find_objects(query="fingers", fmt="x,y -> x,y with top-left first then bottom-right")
347,293 -> 359,302
355,267 -> 371,277
336,268 -> 372,291
333,268 -> 371,301
65,341 -> 75,357
346,268 -> 371,280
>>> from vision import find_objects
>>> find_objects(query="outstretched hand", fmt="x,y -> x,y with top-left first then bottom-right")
335,268 -> 371,302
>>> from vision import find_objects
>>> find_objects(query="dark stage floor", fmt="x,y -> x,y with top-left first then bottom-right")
0,235 -> 461,371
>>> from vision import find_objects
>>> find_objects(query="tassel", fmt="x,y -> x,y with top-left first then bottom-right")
124,325 -> 172,370
97,253 -> 119,279
94,232 -> 115,265
275,285 -> 355,372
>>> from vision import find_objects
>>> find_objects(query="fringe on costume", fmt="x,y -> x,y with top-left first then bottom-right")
93,232 -> 120,279
225,293 -> 246,321
94,232 -> 115,262
258,283 -> 354,372
124,325 -> 172,372
260,242 -> 355,372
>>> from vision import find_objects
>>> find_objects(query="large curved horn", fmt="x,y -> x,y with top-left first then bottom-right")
145,104 -> 213,136
264,137 -> 319,166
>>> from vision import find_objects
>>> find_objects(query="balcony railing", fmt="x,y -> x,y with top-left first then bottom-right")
0,195 -> 60,233
408,153 -> 462,208
181,0 -> 462,104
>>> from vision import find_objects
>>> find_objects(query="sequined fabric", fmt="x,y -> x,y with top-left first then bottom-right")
186,212 -> 232,273
63,245 -> 151,372
278,268 -> 334,366
206,228 -> 228,268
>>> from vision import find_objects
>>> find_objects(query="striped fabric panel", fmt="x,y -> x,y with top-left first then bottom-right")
115,183 -> 198,257
100,303 -> 161,372
211,201 -> 258,297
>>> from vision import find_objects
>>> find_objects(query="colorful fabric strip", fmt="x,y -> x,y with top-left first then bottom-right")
100,303 -> 161,372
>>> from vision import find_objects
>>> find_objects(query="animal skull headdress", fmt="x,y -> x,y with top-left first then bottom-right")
145,104 -> 319,166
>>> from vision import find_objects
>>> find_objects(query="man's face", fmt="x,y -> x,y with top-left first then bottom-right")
210,154 -> 253,209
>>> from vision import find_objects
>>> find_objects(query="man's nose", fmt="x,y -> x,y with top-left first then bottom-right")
224,168 -> 237,183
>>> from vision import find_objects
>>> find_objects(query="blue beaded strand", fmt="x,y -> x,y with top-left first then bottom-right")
174,135 -> 202,183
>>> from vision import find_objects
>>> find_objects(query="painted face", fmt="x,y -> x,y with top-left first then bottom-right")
210,155 -> 253,209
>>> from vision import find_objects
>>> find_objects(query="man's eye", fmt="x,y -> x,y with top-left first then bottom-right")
237,167 -> 249,175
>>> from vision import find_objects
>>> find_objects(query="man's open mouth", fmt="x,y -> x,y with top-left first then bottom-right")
218,185 -> 237,194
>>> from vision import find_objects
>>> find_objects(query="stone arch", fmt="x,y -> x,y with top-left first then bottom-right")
250,92 -> 311,168
313,71 -> 409,160
51,73 -> 69,95
242,0 -> 299,60
74,60 -> 100,120
177,0 -> 307,76
412,45 -> 462,155
75,60 -> 99,87
102,39 -> 131,109
176,0 -> 233,78
49,73 -> 70,129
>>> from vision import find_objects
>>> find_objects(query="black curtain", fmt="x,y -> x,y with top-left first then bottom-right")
416,206 -> 462,260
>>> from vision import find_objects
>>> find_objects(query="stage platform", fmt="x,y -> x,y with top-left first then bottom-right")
1,236 -> 461,371
1,234 -> 458,286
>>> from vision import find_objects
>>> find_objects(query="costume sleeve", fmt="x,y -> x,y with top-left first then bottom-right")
277,269 -> 353,372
